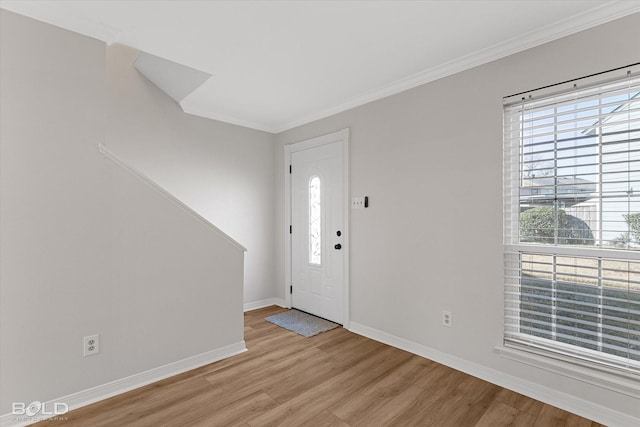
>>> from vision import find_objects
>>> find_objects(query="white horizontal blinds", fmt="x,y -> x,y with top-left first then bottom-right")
503,70 -> 640,374
507,253 -> 640,368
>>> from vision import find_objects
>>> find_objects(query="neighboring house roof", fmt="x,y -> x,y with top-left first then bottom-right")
521,91 -> 639,208
521,176 -> 596,207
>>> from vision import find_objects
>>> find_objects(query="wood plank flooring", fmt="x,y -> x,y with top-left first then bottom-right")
36,306 -> 602,426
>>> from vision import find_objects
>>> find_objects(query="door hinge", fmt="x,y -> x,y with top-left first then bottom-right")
289,225 -> 292,234
289,165 -> 292,174
290,285 -> 293,294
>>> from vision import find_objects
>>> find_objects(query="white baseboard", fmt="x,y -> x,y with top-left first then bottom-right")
0,341 -> 247,427
348,322 -> 639,427
243,298 -> 287,312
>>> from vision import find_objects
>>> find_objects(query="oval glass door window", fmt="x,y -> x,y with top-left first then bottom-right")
309,176 -> 321,265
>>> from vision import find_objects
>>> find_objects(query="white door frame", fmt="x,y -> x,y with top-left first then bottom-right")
284,128 -> 350,328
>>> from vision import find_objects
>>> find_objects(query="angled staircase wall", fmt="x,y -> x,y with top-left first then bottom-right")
0,9 -> 247,421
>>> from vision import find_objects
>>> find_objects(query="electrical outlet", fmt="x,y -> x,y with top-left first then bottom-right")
441,311 -> 453,328
83,334 -> 99,356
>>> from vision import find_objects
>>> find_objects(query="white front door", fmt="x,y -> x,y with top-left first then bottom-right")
290,137 -> 345,324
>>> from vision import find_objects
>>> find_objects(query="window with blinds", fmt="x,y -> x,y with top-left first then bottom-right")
503,70 -> 640,375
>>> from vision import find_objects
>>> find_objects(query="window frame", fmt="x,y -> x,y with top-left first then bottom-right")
502,70 -> 640,382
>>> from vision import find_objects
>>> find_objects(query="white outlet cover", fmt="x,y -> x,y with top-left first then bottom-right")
442,311 -> 453,327
83,334 -> 100,356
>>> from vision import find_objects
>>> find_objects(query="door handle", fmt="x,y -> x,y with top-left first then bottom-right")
334,243 -> 342,250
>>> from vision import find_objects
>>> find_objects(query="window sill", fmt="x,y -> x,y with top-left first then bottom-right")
494,345 -> 640,398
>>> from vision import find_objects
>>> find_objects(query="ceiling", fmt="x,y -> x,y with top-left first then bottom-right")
2,1 -> 639,133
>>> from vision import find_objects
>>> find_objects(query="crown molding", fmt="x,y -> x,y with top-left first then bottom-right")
274,1 -> 640,133
0,2 -> 122,44
2,0 -> 638,134
179,102 -> 278,134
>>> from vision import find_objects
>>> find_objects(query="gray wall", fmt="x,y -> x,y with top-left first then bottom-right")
274,13 -> 640,419
106,44 -> 276,305
0,10 -> 244,414
3,4 -> 639,422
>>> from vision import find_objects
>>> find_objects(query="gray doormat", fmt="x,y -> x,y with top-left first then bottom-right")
266,309 -> 339,337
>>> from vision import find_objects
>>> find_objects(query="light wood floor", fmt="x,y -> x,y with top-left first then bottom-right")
37,306 -> 601,426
